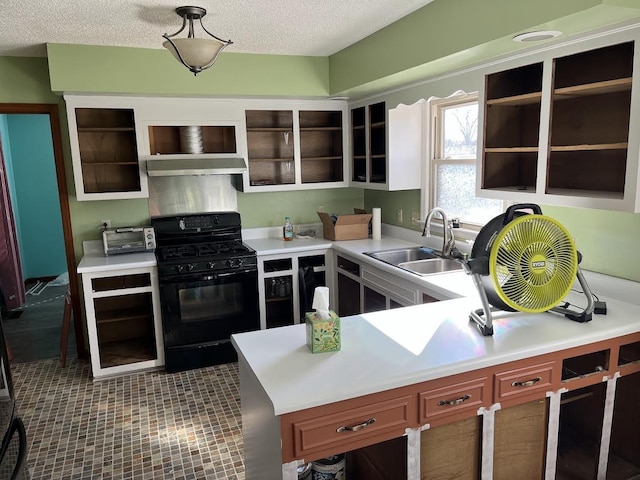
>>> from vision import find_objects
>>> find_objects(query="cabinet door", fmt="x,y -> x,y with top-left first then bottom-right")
68,103 -> 148,200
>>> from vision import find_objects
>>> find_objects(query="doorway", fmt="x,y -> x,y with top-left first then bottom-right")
0,103 -> 85,361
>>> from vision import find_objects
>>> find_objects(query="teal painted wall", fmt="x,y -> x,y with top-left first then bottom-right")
6,115 -> 66,279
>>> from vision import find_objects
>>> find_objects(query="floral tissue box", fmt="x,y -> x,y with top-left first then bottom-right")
305,311 -> 341,353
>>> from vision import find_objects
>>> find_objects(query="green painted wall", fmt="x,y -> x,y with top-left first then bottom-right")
329,0 -> 640,98
0,57 -> 59,104
541,206 -> 640,281
238,188 -> 364,228
47,44 -> 331,97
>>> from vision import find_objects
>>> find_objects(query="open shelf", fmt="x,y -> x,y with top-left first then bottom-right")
486,91 -> 542,106
148,125 -> 236,155
554,77 -> 632,98
74,107 -> 142,196
482,151 -> 538,190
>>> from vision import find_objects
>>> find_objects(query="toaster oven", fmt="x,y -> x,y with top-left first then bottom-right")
102,227 -> 156,255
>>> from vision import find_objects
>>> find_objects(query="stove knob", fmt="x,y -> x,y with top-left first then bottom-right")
176,265 -> 185,273
237,259 -> 244,267
207,262 -> 216,269
186,264 -> 195,271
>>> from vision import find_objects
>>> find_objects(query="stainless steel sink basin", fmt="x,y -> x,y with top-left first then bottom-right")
397,258 -> 463,276
364,247 -> 439,265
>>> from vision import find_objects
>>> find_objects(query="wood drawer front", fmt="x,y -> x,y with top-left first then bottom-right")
419,377 -> 488,425
494,361 -> 555,403
289,395 -> 414,461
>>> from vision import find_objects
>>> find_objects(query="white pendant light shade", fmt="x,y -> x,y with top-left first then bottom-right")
163,6 -> 232,76
163,38 -> 227,71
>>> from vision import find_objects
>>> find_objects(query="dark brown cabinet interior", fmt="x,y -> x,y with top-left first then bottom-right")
481,41 -> 635,199
75,108 -> 141,194
147,125 -> 236,155
245,109 -> 344,187
351,102 -> 387,184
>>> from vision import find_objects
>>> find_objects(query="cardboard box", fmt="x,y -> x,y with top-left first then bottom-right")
317,212 -> 372,241
305,310 -> 341,353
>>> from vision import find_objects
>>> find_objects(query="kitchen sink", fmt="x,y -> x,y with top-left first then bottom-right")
364,246 -> 463,276
397,258 -> 463,276
364,247 -> 439,265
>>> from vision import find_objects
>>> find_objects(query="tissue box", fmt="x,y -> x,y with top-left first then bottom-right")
317,212 -> 372,241
305,311 -> 341,353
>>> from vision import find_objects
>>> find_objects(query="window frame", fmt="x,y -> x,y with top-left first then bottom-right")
421,90 -> 505,235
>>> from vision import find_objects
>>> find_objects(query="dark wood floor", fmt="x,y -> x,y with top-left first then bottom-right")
2,282 -> 76,364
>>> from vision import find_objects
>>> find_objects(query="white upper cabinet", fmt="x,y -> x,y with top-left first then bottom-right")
238,99 -> 349,192
349,100 -> 423,191
65,95 -> 149,201
477,31 -> 640,212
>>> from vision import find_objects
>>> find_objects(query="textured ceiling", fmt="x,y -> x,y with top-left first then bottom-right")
0,0 -> 434,57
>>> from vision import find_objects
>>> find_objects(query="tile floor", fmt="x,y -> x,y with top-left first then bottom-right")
3,280 -> 246,479
12,359 -> 245,480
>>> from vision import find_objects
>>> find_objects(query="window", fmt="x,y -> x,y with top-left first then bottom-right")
426,92 -> 503,228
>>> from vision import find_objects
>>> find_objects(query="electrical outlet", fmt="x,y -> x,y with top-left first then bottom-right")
100,219 -> 111,229
411,212 -> 421,225
397,209 -> 403,223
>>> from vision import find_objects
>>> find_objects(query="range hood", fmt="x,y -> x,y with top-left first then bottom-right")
146,157 -> 247,177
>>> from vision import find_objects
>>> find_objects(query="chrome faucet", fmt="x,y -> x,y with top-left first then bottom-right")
422,207 -> 456,257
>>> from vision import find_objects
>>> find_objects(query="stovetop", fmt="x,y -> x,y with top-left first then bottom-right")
151,212 -> 257,277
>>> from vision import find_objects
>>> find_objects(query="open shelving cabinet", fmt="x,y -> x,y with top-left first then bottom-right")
478,36 -> 640,212
243,104 -> 347,191
547,41 -> 634,199
245,110 -> 296,187
74,108 -> 143,196
350,102 -> 387,185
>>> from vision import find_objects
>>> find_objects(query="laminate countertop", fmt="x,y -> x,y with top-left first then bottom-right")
232,291 -> 640,415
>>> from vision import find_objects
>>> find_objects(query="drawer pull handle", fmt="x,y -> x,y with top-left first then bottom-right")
512,376 -> 542,388
438,394 -> 471,407
336,417 -> 376,433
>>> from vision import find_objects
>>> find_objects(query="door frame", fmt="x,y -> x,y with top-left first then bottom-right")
0,103 -> 86,359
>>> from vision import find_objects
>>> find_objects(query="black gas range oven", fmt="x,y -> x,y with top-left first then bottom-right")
151,212 -> 259,373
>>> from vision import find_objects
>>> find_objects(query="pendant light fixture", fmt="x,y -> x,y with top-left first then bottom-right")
162,6 -> 233,76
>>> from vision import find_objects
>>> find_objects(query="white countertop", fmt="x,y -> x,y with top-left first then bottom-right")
232,293 -> 640,415
244,237 -> 333,255
77,250 -> 157,273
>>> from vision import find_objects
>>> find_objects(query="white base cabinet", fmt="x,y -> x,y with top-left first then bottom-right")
257,249 -> 332,330
81,266 -> 164,379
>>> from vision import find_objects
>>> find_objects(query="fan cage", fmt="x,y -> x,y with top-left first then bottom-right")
489,214 -> 578,313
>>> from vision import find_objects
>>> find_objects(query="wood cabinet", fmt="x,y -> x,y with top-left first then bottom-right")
241,101 -> 348,192
66,95 -> 148,200
349,100 -> 422,190
257,250 -> 330,330
81,266 -> 164,379
478,35 -> 640,212
237,304 -> 640,480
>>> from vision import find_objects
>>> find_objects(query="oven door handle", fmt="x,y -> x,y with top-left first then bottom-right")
216,269 -> 257,278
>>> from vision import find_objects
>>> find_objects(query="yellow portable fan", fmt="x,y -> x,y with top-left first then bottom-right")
463,204 -> 594,336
